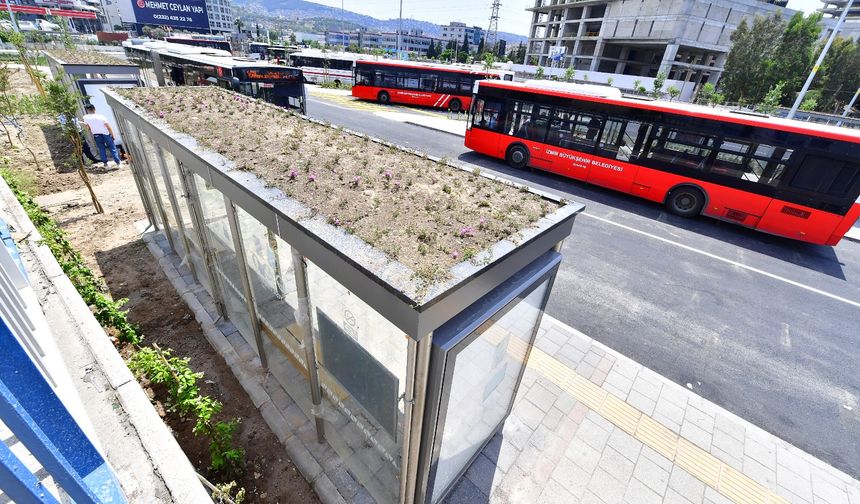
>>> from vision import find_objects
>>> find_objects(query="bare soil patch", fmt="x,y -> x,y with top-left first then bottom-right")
118,86 -> 558,280
24,148 -> 318,504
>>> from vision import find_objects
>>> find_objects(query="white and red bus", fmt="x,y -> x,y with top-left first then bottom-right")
466,80 -> 860,245
352,60 -> 513,112
288,49 -> 362,86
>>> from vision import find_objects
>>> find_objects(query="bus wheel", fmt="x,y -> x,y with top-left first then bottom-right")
506,144 -> 529,169
378,90 -> 390,104
448,99 -> 462,112
667,186 -> 705,217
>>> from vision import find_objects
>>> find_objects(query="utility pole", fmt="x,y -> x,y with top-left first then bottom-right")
487,0 -> 500,55
397,0 -> 403,59
5,0 -> 18,32
836,86 -> 860,126
788,0 -> 855,119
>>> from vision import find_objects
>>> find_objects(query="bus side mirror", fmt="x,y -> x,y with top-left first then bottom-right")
231,77 -> 241,90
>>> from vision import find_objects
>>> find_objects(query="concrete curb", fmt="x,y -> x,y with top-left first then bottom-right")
0,179 -> 212,504
141,230 -> 347,504
403,120 -> 466,138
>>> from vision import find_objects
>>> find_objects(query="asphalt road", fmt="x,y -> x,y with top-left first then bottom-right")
304,93 -> 860,477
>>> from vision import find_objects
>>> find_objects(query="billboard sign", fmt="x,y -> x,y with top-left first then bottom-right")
132,0 -> 210,31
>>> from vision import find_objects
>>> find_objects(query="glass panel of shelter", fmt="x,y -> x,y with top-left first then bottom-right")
120,119 -> 162,231
139,132 -> 184,258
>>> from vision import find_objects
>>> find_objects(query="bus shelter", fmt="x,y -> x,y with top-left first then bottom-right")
104,86 -> 584,504
45,50 -> 142,146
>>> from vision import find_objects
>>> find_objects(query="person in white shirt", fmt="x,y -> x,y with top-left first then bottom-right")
82,104 -> 121,167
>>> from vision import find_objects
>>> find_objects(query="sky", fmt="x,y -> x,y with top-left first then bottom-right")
310,0 -> 826,37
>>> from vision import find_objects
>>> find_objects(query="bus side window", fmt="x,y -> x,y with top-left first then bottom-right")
748,144 -> 792,187
710,139 -> 752,179
420,75 -> 437,92
646,127 -> 715,171
789,156 -> 860,196
599,119 -> 647,162
474,99 -> 503,131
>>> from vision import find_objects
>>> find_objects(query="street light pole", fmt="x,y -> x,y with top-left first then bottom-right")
787,0 -> 855,119
397,0 -> 403,59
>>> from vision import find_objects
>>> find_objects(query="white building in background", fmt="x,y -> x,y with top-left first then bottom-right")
440,22 -> 484,46
205,0 -> 233,33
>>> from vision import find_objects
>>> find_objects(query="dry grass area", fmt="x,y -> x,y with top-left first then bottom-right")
119,86 -> 558,279
47,49 -> 130,66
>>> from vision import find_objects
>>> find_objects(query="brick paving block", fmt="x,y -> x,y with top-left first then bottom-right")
558,344 -> 586,366
846,484 -> 860,504
586,410 -> 614,432
496,464 -> 542,503
443,477 -> 487,504
777,464 -> 814,503
494,439 -> 521,473
680,420 -> 712,451
570,402 -> 590,423
282,403 -> 309,431
604,382 -> 631,401
542,407 -> 564,431
543,327 -> 569,347
550,460 -> 591,498
654,396 -> 685,425
588,467 -> 627,504
598,446 -> 635,483
744,437 -> 776,469
710,445 -> 742,472
811,477 -> 851,504
583,350 -> 603,368
664,487 -> 699,504
713,412 -> 745,442
742,456 -> 776,490
351,487 -> 376,504
684,405 -> 716,432
556,415 -> 581,443
632,449 -> 670,495
464,453 -> 500,491
538,479 -> 577,504
554,393 -> 578,416
533,452 -> 563,486
777,446 -> 813,480
536,338 -> 562,357
703,486 -> 734,504
515,441 -> 543,474
669,465 -> 705,502
564,437 -> 602,475
590,369 -> 608,386
575,361 -> 595,379
640,445 -> 673,472
530,424 -> 563,452
711,428 -> 743,461
624,477 -> 662,504
327,464 -> 360,499
597,355 -> 614,373
657,382 -> 690,409
632,371 -> 663,398
516,398 -> 547,430
502,415 -> 533,450
581,489 -> 609,504
626,389 -> 657,416
526,382 -> 558,412
777,486 -> 814,504
607,427 -> 643,462
604,369 -> 634,395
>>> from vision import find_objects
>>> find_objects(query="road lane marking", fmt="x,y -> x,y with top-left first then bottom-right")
582,213 -> 860,310
780,323 -> 792,349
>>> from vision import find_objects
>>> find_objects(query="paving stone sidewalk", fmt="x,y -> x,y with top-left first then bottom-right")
447,315 -> 860,504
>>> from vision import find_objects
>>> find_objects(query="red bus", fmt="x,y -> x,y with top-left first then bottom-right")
352,60 -> 513,112
465,80 -> 860,245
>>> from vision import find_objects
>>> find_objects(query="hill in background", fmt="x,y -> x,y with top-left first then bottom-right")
234,0 -> 529,43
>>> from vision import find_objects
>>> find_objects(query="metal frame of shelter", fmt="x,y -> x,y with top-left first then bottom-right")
104,87 -> 584,504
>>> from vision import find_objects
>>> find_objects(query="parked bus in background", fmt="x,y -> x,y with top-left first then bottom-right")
287,49 -> 363,86
465,80 -> 860,245
165,36 -> 231,52
352,60 -> 513,112
123,41 -> 306,113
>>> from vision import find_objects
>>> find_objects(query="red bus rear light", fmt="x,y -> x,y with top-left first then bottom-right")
780,205 -> 811,219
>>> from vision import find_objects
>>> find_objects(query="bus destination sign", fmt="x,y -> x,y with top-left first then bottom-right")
245,69 -> 301,82
132,0 -> 210,30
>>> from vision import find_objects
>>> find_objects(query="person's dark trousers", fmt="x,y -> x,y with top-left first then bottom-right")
93,134 -> 121,165
80,134 -> 98,163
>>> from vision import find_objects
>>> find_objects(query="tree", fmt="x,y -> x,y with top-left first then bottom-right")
482,52 -> 495,71
667,85 -> 681,101
651,71 -> 667,98
45,77 -> 103,213
633,79 -> 646,94
812,37 -> 860,113
460,37 -> 470,56
289,32 -> 297,45
766,12 -> 822,105
535,66 -> 545,80
0,24 -> 45,99
720,13 -> 785,104
563,66 -> 575,82
799,90 -> 820,111
477,37 -> 485,55
427,40 -> 437,59
440,48 -> 454,62
757,81 -> 786,114
234,17 -> 244,33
